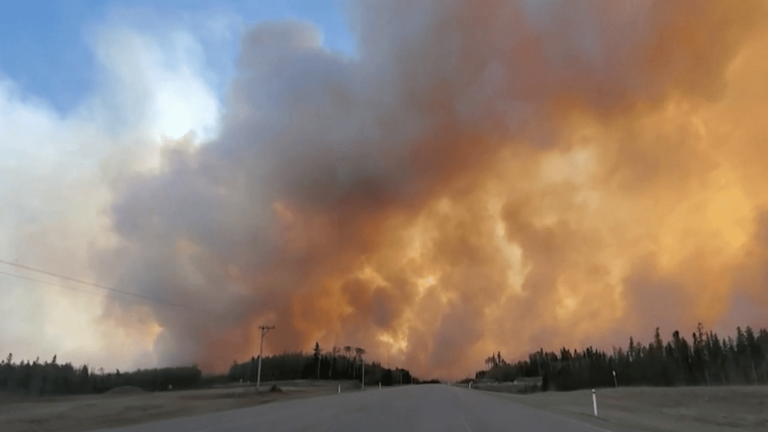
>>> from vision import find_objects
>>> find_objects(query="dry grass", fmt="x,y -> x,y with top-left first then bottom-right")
482,385 -> 768,432
0,380 -> 358,432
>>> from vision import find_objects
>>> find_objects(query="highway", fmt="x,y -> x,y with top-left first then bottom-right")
95,384 -> 622,432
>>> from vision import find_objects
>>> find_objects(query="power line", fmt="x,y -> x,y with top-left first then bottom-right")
1,259 -> 118,292
0,270 -> 103,297
0,259 -> 200,311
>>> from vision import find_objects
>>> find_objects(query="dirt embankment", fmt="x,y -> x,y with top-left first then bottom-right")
0,380 -> 359,432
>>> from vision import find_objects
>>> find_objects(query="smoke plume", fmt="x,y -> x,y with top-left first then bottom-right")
100,0 -> 768,378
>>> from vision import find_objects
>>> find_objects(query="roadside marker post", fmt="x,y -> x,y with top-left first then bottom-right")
469,381 -> 472,389
379,382 -> 382,389
338,384 -> 341,394
612,370 -> 618,388
592,389 -> 598,416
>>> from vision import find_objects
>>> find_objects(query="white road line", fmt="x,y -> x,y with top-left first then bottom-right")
314,409 -> 364,431
197,416 -> 259,432
540,412 -> 616,432
461,417 -> 473,432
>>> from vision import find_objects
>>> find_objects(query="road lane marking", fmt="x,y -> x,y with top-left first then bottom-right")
194,407 -> 362,432
538,412 -> 616,432
313,408 -> 365,431
461,417 -> 473,432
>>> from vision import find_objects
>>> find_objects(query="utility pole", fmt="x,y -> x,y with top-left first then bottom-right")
257,325 -> 275,390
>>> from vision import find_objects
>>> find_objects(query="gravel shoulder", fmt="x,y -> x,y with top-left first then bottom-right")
477,385 -> 768,432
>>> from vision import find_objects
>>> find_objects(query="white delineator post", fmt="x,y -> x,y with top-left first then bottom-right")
469,381 -> 472,389
338,384 -> 341,394
256,325 -> 275,391
592,389 -> 598,416
612,370 -> 618,388
361,360 -> 365,389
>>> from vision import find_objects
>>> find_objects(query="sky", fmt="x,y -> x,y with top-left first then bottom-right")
2,0 -> 768,380
0,0 -> 354,113
0,0 -> 353,371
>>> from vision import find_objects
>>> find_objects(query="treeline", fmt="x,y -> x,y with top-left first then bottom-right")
476,325 -> 768,391
0,353 -> 201,395
228,343 -> 415,385
0,342 -> 417,397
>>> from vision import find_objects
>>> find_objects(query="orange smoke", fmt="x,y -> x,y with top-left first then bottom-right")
103,0 -> 768,378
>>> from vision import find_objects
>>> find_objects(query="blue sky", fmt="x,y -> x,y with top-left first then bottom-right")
0,0 -> 354,114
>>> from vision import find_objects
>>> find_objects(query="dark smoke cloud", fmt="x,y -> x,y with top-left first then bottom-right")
99,0 -> 768,377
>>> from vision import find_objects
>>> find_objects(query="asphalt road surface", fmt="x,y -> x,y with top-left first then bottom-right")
95,385 -> 623,432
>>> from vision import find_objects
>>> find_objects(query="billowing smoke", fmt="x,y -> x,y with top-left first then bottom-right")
99,0 -> 768,378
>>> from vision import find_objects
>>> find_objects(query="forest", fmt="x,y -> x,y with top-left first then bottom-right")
0,353 -> 202,395
476,324 -> 768,391
0,342 -> 414,396
4,324 -> 765,396
227,343 -> 415,386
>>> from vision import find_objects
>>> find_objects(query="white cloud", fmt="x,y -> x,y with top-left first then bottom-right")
87,26 -> 221,154
0,22 -> 223,369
